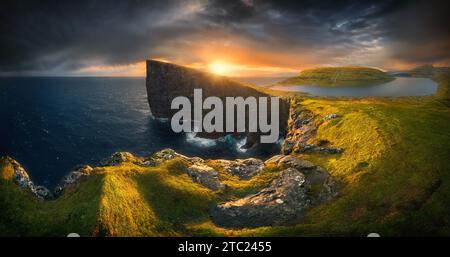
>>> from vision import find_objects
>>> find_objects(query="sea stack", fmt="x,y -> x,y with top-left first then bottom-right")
145,59 -> 289,148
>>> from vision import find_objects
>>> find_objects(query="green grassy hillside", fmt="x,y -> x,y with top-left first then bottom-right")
0,156 -> 282,236
279,67 -> 394,87
0,69 -> 449,237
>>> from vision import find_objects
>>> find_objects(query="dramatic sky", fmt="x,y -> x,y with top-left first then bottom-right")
0,0 -> 449,76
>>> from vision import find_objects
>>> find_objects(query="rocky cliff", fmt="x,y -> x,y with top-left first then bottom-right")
146,60 -> 289,147
0,150 -> 337,235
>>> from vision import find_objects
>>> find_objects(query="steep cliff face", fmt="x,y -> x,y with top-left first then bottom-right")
146,60 -> 289,147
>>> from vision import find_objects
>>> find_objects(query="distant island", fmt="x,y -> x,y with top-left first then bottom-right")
278,67 -> 394,87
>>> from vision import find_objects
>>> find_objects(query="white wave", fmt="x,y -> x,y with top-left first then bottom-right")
185,132 -> 217,147
235,137 -> 248,153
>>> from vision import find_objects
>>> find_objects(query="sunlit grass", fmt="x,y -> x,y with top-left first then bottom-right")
1,73 -> 449,236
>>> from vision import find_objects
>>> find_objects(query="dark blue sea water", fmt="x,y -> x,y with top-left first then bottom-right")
0,77 -> 279,188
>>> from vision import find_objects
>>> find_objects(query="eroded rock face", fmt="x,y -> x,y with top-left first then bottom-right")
281,104 -> 344,155
211,168 -> 311,228
54,165 -> 94,196
186,163 -> 225,191
211,155 -> 338,228
216,158 -> 264,179
146,60 -> 289,148
6,157 -> 52,199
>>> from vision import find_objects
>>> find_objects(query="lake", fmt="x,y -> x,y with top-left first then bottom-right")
0,77 -> 279,187
269,77 -> 438,97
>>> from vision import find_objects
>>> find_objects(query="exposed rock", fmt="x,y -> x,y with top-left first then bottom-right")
145,60 -> 289,148
143,148 -> 204,166
54,165 -> 93,196
295,144 -> 344,154
186,163 -> 225,191
211,168 -> 311,228
281,140 -> 296,154
281,103 -> 344,155
211,157 -> 339,228
32,186 -> 52,199
216,158 -> 264,179
265,155 -> 315,171
317,175 -> 339,203
99,152 -> 137,166
265,155 -> 334,192
6,157 -> 52,199
324,113 -> 342,121
281,108 -> 318,154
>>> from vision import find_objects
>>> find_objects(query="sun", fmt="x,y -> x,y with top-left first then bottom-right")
208,61 -> 235,76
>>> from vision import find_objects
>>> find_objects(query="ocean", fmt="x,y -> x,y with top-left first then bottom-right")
0,77 -> 279,188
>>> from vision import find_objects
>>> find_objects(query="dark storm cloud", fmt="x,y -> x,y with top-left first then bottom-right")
0,0 -> 449,75
0,0 -> 198,74
381,0 -> 450,65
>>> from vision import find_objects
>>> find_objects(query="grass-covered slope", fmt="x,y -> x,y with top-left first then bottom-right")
1,70 -> 449,237
0,158 -> 103,236
189,95 -> 450,236
277,97 -> 450,236
0,155 -> 281,236
279,67 -> 394,87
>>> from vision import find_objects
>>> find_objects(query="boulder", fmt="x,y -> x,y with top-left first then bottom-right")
186,164 -> 225,191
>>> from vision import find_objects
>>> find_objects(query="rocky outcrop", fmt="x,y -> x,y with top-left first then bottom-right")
142,148 -> 203,166
211,168 -> 310,227
99,152 -> 139,166
186,163 -> 225,190
5,157 -> 52,199
281,105 -> 344,154
143,149 -> 223,190
265,155 -> 333,189
215,158 -> 264,179
282,108 -> 317,154
146,60 -> 289,148
54,165 -> 93,196
211,155 -> 338,228
265,155 -> 315,170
